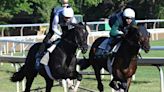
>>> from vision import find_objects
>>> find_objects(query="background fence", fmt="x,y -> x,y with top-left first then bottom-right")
0,19 -> 164,92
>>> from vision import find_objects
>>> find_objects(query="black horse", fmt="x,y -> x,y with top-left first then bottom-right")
79,25 -> 150,92
11,23 -> 89,92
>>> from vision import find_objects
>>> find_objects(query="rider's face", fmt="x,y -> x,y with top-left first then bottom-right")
125,17 -> 133,25
64,17 -> 71,22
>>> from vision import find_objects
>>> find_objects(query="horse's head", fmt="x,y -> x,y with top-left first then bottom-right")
72,22 -> 89,54
137,25 -> 151,53
126,25 -> 150,53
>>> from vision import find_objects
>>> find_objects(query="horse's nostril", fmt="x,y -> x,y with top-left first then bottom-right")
145,49 -> 149,53
81,48 -> 87,54
143,46 -> 150,53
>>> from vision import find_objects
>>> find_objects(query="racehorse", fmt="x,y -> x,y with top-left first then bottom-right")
78,25 -> 150,92
10,23 -> 89,92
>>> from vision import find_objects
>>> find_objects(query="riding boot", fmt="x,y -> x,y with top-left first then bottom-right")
105,36 -> 122,57
35,43 -> 46,70
35,30 -> 54,70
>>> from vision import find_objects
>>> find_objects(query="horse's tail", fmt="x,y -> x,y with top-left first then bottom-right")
10,65 -> 26,82
78,57 -> 91,70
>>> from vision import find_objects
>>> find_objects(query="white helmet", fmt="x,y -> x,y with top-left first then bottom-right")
62,7 -> 74,17
123,8 -> 135,18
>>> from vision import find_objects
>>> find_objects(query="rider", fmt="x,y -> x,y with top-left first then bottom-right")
35,4 -> 77,69
97,8 -> 137,57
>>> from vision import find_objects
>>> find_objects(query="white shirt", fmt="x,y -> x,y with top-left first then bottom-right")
51,7 -> 77,36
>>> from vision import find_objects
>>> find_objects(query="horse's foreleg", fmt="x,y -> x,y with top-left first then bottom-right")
66,79 -> 81,92
71,73 -> 82,92
94,68 -> 104,92
119,79 -> 129,92
45,78 -> 54,92
73,80 -> 81,92
24,76 -> 35,92
66,78 -> 74,89
126,77 -> 132,92
62,79 -> 68,92
109,78 -> 120,91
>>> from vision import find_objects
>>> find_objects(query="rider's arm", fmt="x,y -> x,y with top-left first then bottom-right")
110,20 -> 120,36
52,15 -> 62,36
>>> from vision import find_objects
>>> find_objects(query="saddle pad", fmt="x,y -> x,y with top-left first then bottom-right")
98,38 -> 110,49
47,44 -> 57,53
40,44 -> 57,65
40,52 -> 49,65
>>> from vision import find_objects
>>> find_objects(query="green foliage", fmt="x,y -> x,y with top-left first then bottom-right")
0,0 -> 33,23
0,0 -> 60,23
14,0 -> 33,14
154,1 -> 164,19
29,0 -> 59,22
84,0 -> 102,6
0,0 -> 164,24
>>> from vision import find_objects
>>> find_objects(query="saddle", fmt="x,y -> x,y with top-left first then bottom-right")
40,40 -> 60,65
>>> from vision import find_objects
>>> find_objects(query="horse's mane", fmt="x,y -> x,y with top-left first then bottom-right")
117,25 -> 141,61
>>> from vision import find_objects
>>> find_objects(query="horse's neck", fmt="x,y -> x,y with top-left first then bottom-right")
60,37 -> 77,54
120,41 -> 140,57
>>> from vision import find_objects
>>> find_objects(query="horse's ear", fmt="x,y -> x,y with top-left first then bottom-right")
78,22 -> 84,25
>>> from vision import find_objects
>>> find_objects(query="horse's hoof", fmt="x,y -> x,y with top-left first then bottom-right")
109,81 -> 120,90
118,82 -> 127,90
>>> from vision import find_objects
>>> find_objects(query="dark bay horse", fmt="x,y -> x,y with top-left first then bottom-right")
10,23 -> 88,92
79,25 -> 150,92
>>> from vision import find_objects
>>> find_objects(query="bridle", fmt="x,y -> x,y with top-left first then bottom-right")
123,25 -> 150,56
62,24 -> 88,51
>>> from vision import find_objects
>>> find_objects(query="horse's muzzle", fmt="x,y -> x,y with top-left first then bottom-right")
142,45 -> 150,53
81,45 -> 88,54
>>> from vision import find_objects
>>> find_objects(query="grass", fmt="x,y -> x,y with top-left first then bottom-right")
0,39 -> 164,92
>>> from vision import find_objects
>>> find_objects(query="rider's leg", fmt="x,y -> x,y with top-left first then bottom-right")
95,38 -> 113,56
35,43 -> 46,70
35,31 -> 54,70
96,36 -> 121,58
106,36 -> 122,54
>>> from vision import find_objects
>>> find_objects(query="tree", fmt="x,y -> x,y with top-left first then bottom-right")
0,0 -> 33,24
29,0 -> 59,23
